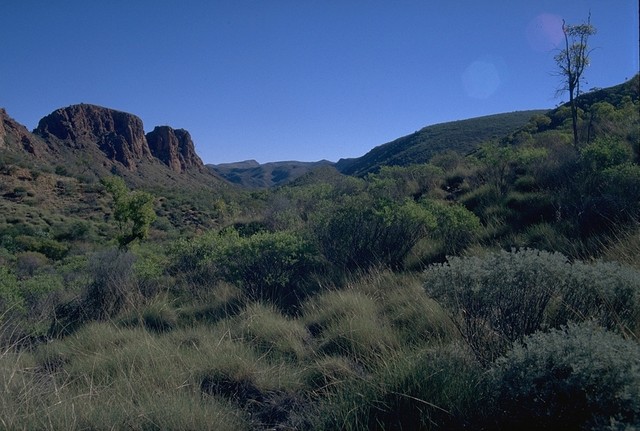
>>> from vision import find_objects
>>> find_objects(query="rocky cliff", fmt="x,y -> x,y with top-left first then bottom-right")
35,104 -> 152,168
146,126 -> 203,173
0,108 -> 44,156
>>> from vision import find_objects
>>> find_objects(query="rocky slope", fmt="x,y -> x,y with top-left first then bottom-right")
336,110 -> 546,176
0,108 -> 47,156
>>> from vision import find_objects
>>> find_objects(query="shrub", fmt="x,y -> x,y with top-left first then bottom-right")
420,199 -> 482,255
15,251 -> 49,278
0,267 -> 23,315
425,248 -> 640,363
490,322 -> 640,430
82,249 -> 140,320
424,249 -> 567,363
171,229 -> 321,312
312,195 -> 435,272
553,259 -> 640,337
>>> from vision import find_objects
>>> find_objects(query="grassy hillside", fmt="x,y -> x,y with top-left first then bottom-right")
0,76 -> 639,430
335,110 -> 546,176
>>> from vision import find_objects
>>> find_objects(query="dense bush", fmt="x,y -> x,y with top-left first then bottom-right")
490,322 -> 640,430
311,195 -> 435,272
419,199 -> 481,255
424,249 -> 567,363
553,259 -> 640,337
424,249 -> 640,363
82,249 -> 139,320
171,229 -> 321,311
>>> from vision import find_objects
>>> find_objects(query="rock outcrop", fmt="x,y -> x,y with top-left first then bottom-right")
0,108 -> 42,155
35,104 -> 152,168
146,126 -> 203,173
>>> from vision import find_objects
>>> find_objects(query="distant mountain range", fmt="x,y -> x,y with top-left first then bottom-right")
207,160 -> 334,188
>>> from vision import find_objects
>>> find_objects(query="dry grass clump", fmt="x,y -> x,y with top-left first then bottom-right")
602,224 -> 640,270
230,302 -> 311,361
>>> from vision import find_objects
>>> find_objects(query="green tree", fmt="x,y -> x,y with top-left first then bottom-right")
554,14 -> 596,147
102,177 -> 156,249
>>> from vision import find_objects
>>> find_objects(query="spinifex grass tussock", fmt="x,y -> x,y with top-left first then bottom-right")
303,355 -> 364,394
302,288 -> 400,368
176,281 -> 245,326
302,271 -> 458,369
602,223 -> 640,270
311,343 -> 486,431
7,322 -> 260,430
230,301 -> 311,361
349,270 -> 458,345
117,296 -> 178,333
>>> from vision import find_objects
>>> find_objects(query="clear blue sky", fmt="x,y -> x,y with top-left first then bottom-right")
1,1 -> 638,164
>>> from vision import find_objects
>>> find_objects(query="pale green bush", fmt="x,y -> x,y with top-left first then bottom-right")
424,248 -> 567,363
424,248 -> 640,363
490,322 -> 640,430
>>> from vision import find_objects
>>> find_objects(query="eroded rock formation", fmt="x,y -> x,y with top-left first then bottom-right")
35,104 -> 152,168
146,126 -> 203,173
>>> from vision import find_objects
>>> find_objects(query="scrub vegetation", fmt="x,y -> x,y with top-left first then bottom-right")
0,75 -> 639,430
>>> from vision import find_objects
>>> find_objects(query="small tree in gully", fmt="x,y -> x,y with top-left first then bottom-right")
554,13 -> 596,147
102,176 -> 156,249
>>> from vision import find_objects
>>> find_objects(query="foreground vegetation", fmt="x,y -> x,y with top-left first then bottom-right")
0,76 -> 639,429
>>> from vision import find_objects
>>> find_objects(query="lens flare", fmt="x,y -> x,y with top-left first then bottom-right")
526,13 -> 564,52
462,60 -> 501,99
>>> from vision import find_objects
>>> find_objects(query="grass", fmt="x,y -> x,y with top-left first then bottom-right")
310,343 -> 486,431
602,223 -> 640,270
0,269 -> 465,430
2,255 -> 639,430
230,302 -> 311,361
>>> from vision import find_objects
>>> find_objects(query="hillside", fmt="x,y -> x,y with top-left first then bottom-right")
0,104 -> 237,239
208,159 -> 334,188
336,110 -> 546,176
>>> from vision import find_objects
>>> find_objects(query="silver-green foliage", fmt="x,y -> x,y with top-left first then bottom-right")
424,248 -> 640,363
491,322 -> 640,430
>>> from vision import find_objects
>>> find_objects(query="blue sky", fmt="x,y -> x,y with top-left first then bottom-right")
1,1 -> 638,164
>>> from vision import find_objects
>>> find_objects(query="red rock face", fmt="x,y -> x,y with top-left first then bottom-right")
146,126 -> 203,173
0,108 -> 43,155
35,104 -> 152,168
